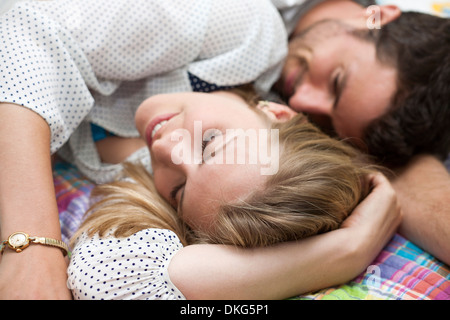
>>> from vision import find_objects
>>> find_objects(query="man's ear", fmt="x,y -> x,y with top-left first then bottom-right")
366,5 -> 401,27
257,102 -> 297,123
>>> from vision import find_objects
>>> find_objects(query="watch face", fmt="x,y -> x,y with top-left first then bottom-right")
9,232 -> 29,248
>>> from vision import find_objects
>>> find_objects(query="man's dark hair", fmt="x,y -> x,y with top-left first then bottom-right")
362,12 -> 450,166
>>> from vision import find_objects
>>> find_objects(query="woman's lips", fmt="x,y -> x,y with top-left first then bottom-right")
145,113 -> 179,146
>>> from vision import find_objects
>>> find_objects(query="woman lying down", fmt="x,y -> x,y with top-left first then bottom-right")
67,88 -> 401,300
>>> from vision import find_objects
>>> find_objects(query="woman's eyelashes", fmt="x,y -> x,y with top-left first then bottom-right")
332,69 -> 345,109
170,182 -> 185,205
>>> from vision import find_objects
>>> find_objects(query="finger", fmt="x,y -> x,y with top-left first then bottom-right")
367,172 -> 389,190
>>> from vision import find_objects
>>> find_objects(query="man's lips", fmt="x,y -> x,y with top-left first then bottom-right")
145,113 -> 179,146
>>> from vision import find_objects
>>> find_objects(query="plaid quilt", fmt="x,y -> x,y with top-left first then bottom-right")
54,161 -> 450,300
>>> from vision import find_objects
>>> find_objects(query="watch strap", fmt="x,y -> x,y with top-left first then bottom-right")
30,236 -> 69,256
0,240 -> 7,254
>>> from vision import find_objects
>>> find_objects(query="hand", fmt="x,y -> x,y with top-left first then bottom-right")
0,246 -> 72,300
341,173 -> 402,257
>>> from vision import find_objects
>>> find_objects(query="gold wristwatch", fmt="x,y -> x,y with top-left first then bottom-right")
0,232 -> 68,256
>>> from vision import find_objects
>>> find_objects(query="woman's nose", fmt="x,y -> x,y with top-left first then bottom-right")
151,135 -> 191,201
288,83 -> 334,116
151,129 -> 199,172
151,137 -> 176,167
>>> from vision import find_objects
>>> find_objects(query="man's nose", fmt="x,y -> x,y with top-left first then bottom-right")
288,83 -> 334,116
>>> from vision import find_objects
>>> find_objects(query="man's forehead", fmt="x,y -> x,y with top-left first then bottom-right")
290,20 -> 354,45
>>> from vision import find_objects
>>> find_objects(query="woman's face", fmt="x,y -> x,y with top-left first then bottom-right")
135,91 -> 287,231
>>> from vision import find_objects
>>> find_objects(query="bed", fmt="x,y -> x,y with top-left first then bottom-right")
54,159 -> 450,300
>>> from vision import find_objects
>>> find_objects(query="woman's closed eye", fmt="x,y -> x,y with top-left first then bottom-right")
332,69 -> 346,109
170,182 -> 185,208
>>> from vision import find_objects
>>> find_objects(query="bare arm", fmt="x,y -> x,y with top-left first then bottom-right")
0,103 -> 71,299
392,155 -> 450,265
95,136 -> 146,164
169,174 -> 401,300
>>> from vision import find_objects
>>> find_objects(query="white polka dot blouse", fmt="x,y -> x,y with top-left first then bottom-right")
0,0 -> 287,183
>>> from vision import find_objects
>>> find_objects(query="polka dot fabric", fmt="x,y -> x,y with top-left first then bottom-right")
0,0 -> 287,172
0,2 -> 95,153
68,229 -> 185,300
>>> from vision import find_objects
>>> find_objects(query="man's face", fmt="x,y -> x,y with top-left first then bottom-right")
277,20 -> 397,142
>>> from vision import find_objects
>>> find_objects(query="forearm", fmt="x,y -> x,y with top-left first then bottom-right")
0,103 -> 70,299
169,229 -> 372,300
169,173 -> 400,300
0,104 -> 60,239
95,136 -> 146,164
392,155 -> 450,265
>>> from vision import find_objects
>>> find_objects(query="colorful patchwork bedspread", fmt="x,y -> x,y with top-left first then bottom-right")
295,235 -> 450,300
54,161 -> 450,300
53,161 -> 94,246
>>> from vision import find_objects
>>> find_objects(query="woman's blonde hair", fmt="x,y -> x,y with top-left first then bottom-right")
71,112 -> 373,249
203,114 -> 373,247
71,163 -> 194,247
